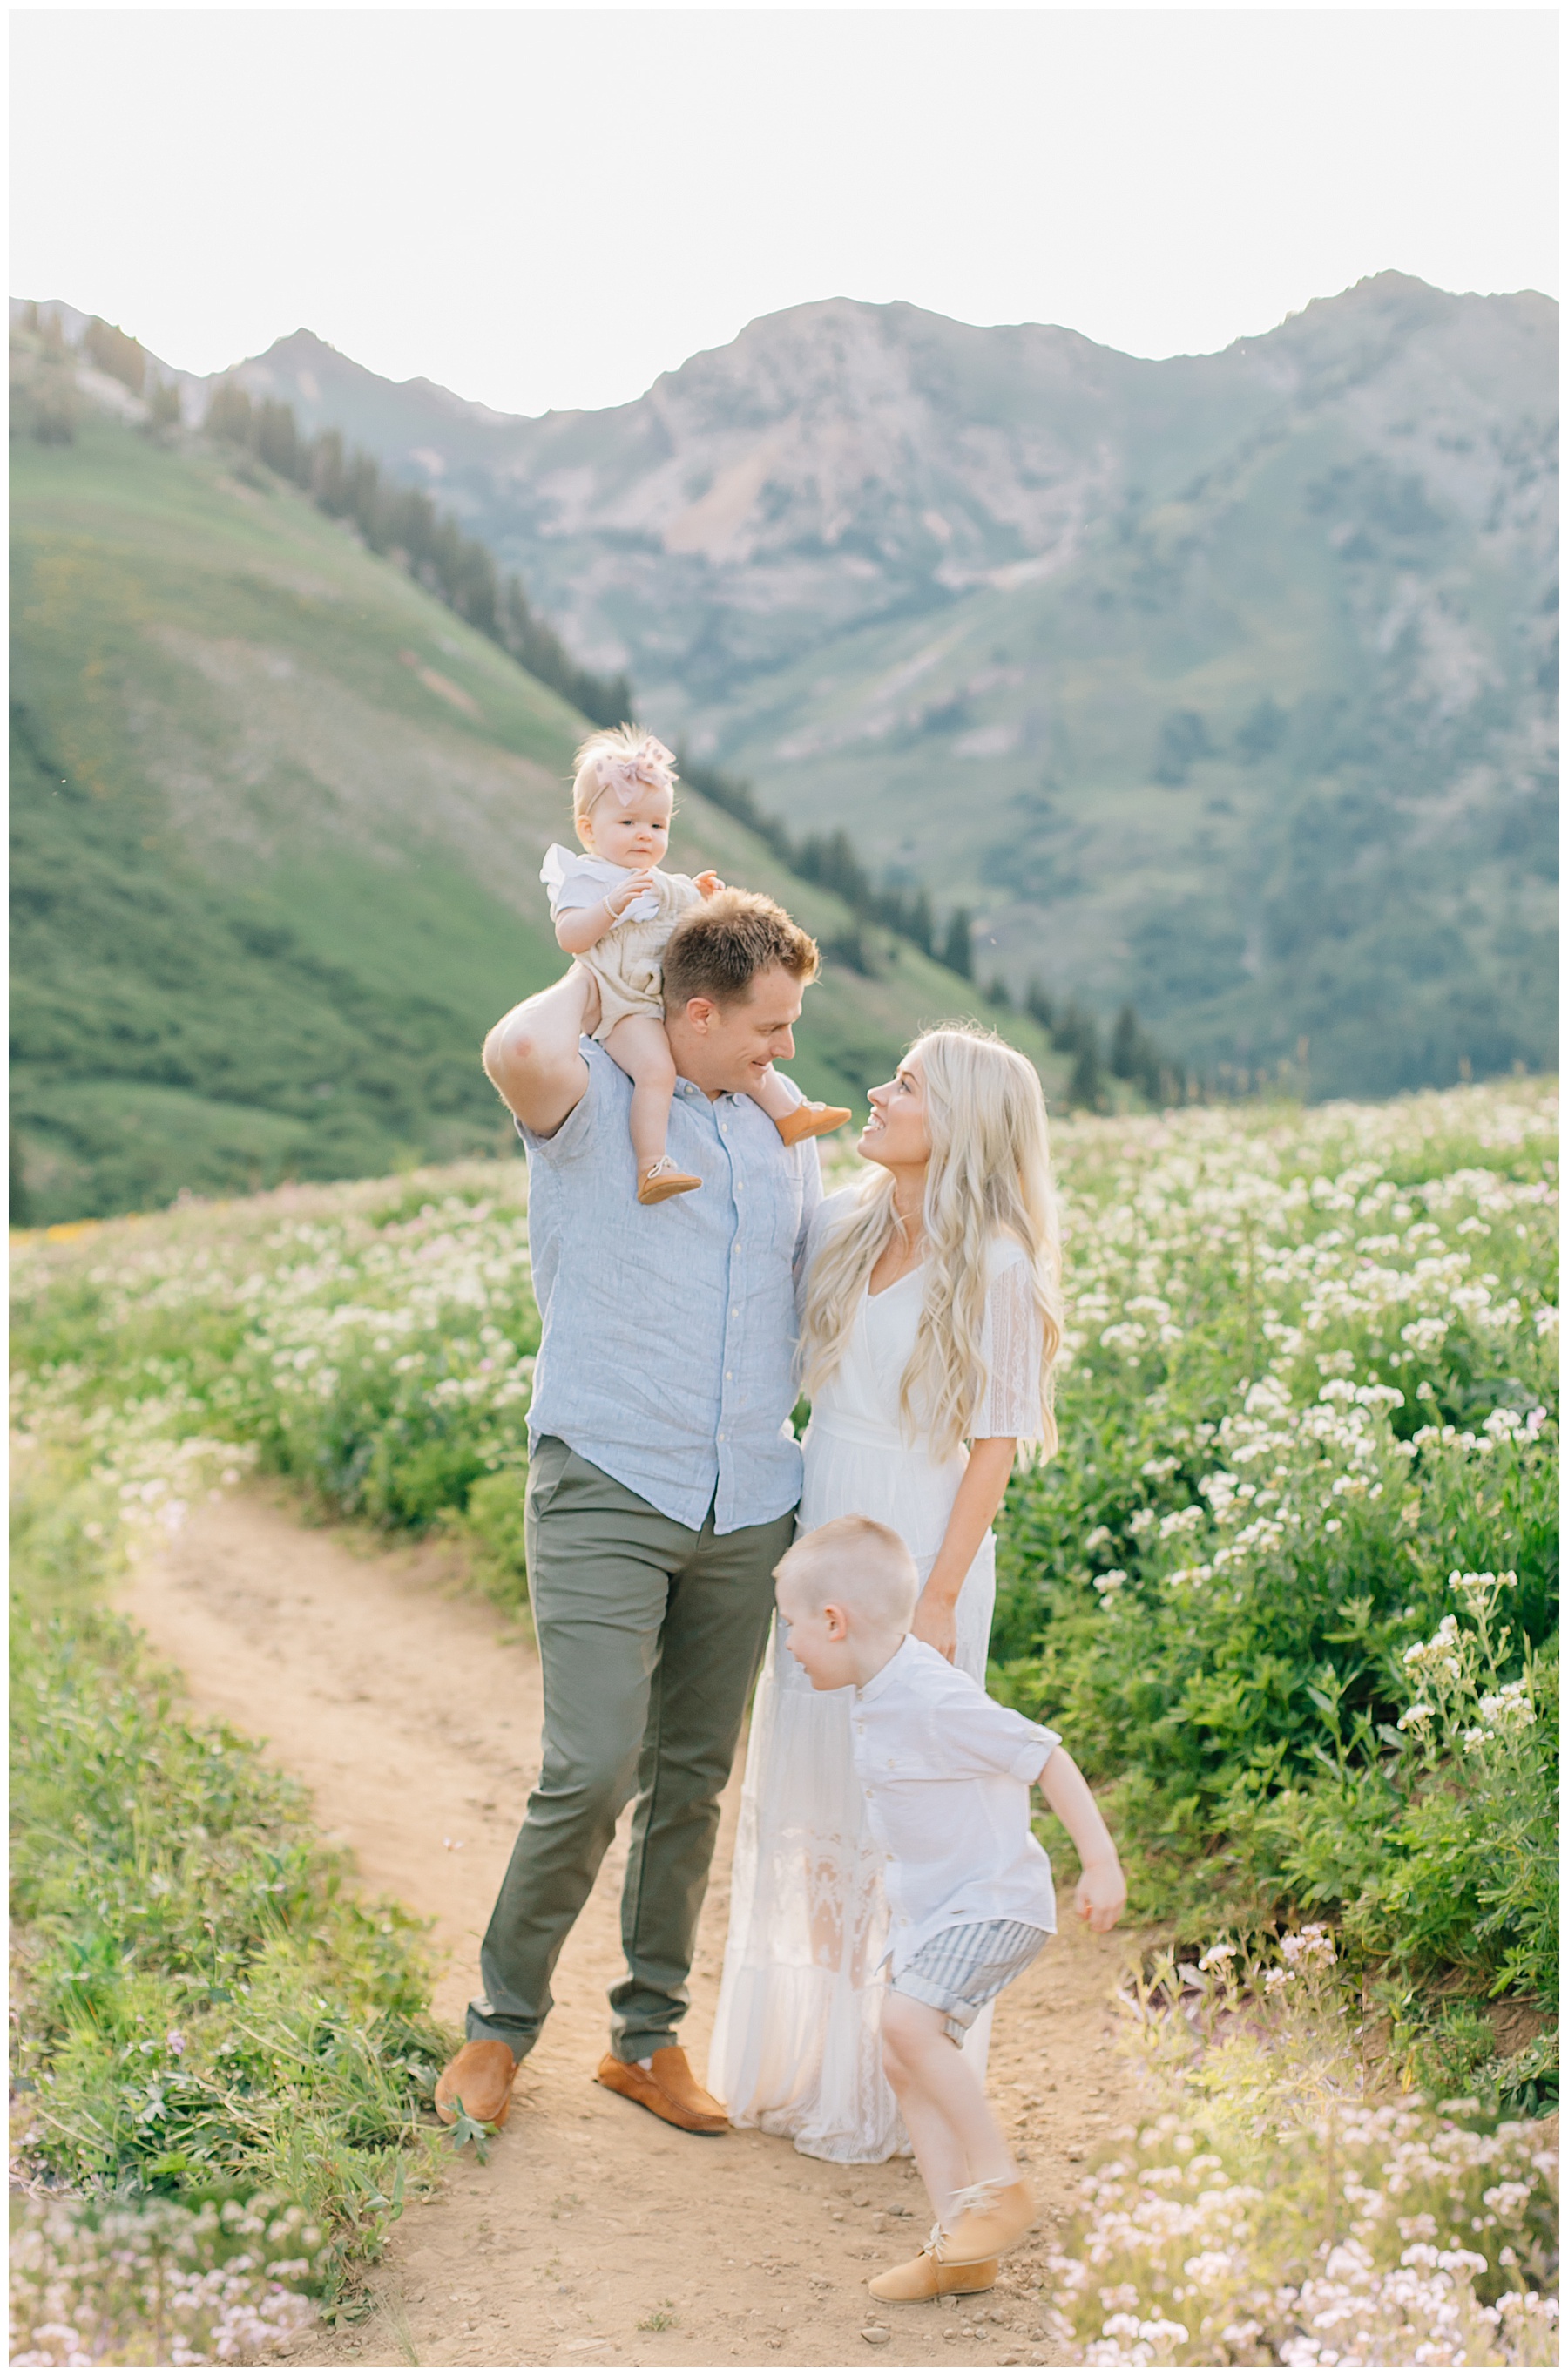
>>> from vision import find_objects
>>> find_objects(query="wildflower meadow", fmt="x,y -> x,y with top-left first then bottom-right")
10,1078 -> 1558,2364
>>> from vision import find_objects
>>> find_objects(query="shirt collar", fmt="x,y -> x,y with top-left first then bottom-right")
856,1634 -> 916,1702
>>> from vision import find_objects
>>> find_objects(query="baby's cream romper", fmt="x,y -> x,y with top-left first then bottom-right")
540,844 -> 705,1043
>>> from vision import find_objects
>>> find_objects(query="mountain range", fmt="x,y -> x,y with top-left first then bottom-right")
166,270 -> 1558,1095
14,272 -> 1559,1117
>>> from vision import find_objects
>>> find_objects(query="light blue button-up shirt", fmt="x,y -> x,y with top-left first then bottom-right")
520,1039 -> 823,1534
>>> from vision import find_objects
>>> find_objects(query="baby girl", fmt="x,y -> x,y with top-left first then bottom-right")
540,727 -> 850,1203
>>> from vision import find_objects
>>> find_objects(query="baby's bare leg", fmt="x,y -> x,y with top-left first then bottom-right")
747,1065 -> 803,1124
605,1014 -> 680,1181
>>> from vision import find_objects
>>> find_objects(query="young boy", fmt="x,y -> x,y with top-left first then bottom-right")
773,1514 -> 1126,2305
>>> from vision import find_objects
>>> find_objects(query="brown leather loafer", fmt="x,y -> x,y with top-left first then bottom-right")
595,2046 -> 728,2134
435,2039 -> 517,2129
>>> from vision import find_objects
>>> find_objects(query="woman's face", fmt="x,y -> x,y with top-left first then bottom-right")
859,1052 -> 932,1173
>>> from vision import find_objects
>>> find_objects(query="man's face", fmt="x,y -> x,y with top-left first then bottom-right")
669,963 -> 804,1097
775,1571 -> 855,1692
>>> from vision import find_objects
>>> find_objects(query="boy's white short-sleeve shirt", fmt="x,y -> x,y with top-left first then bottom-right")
850,1635 -> 1061,1976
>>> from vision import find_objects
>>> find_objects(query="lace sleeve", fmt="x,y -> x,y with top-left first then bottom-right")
975,1254 -> 1044,1440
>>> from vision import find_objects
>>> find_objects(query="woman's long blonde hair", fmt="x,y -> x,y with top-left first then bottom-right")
800,1026 -> 1064,1463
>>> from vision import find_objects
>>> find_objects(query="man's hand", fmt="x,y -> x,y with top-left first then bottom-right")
1072,1855 -> 1127,1934
695,870 -> 724,897
909,1591 -> 957,1664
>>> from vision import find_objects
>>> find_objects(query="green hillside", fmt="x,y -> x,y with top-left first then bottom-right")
10,403 -> 1060,1225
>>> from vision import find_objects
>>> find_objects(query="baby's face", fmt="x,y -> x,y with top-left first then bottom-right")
579,787 -> 672,872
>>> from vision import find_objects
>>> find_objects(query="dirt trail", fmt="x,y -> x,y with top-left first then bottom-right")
124,1488 -> 1143,2371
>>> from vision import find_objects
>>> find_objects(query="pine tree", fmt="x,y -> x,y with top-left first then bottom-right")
941,908 -> 973,978
1024,978 -> 1055,1034
206,381 -> 254,443
84,317 -> 146,396
1110,1001 -> 1140,1079
255,399 -> 301,482
144,377 -> 182,433
1067,1017 -> 1105,1109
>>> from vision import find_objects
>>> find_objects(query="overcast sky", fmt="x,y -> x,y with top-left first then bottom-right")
10,7 -> 1558,418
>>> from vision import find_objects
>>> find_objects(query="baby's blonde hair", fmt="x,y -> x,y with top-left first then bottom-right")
571,725 -> 679,824
775,1516 -> 920,1631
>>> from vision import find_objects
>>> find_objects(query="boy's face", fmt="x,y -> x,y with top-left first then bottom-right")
775,1570 -> 858,1693
579,786 -> 672,871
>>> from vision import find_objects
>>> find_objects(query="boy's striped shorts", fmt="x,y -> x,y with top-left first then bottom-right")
891,1919 -> 1051,2042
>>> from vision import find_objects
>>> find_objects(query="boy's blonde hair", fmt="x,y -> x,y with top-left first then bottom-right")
571,725 -> 678,825
774,1516 -> 920,1631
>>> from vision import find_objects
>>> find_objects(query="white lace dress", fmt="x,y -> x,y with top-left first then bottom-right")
708,1192 -> 1044,2163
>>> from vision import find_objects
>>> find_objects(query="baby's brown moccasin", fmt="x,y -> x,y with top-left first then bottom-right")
434,2039 -> 517,2129
595,2046 -> 729,2134
775,1102 -> 853,1146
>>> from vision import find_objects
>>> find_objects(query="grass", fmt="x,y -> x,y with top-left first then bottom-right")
10,1467 -> 453,2279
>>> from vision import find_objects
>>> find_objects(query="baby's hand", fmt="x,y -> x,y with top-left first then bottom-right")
608,870 -> 656,917
695,870 -> 724,897
1073,1856 -> 1127,1934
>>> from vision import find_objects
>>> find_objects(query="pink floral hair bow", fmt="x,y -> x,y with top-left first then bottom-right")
594,736 -> 677,804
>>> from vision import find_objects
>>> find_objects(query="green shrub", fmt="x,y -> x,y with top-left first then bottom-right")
990,1086 -> 1558,2001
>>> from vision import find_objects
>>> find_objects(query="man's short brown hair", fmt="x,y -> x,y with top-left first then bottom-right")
662,887 -> 819,1010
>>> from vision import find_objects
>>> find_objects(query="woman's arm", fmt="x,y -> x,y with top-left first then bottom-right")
910,1435 -> 1016,1662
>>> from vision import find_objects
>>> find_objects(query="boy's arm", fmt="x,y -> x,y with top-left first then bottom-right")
1036,1747 -> 1126,1933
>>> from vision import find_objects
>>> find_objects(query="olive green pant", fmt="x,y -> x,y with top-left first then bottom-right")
467,1437 -> 794,2062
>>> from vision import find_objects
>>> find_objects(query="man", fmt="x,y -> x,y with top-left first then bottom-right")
436,888 -> 827,2136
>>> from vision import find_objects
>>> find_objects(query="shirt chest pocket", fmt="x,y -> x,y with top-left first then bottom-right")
737,1120 -> 802,1249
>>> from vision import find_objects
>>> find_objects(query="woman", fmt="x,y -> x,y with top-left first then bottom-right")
709,1026 -> 1064,2163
